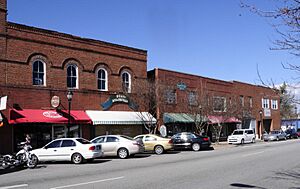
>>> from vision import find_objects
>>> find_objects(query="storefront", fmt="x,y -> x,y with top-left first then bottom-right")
9,109 -> 91,150
86,110 -> 156,138
163,113 -> 196,136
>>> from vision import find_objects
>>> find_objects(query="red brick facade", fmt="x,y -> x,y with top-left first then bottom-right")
0,0 -> 148,153
148,68 -> 281,139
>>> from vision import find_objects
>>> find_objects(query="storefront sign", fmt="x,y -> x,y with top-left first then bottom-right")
0,96 -> 7,110
177,82 -> 187,91
43,111 -> 63,119
160,125 -> 167,137
51,96 -> 60,108
101,94 -> 138,110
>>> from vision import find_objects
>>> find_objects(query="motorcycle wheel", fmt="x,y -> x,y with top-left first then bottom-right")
27,154 -> 38,169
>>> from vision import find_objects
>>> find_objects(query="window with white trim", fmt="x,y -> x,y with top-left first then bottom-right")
97,68 -> 108,91
67,64 -> 78,89
32,60 -> 46,86
262,98 -> 270,109
122,71 -> 131,93
165,89 -> 176,104
188,91 -> 197,106
271,99 -> 278,110
213,96 -> 226,112
249,97 -> 253,108
240,95 -> 244,107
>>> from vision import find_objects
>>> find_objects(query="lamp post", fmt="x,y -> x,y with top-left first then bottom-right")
67,90 -> 73,137
259,110 -> 263,139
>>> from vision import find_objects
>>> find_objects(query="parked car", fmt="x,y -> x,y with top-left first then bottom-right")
170,132 -> 211,151
263,130 -> 287,141
285,129 -> 299,139
134,134 -> 173,155
297,129 -> 300,137
31,138 -> 102,164
91,135 -> 144,159
227,129 -> 255,144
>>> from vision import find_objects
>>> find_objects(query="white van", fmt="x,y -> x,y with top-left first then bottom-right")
227,129 -> 255,144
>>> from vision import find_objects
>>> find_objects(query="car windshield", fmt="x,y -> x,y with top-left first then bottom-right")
232,131 -> 244,135
120,135 -> 134,141
76,138 -> 91,144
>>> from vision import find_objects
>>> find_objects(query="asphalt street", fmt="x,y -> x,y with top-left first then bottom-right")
0,139 -> 299,189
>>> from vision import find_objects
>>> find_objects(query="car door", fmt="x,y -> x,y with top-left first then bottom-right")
92,136 -> 107,156
244,130 -> 250,143
59,139 -> 77,161
36,140 -> 62,161
144,135 -> 157,151
105,136 -> 120,156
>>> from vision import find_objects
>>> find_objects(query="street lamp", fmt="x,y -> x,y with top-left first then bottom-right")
67,90 -> 73,137
259,110 -> 263,140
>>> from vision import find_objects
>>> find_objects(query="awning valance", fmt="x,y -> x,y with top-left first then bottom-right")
86,110 -> 157,125
9,109 -> 91,124
163,113 -> 195,124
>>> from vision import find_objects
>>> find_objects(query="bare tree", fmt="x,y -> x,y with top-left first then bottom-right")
241,0 -> 300,69
129,79 -> 158,133
187,89 -> 211,135
210,95 -> 246,143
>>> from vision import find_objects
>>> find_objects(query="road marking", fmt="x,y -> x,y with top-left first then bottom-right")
0,184 -> 28,189
242,151 -> 264,157
50,176 -> 124,189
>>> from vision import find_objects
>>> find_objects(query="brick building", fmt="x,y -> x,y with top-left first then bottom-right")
0,0 -> 154,153
148,68 -> 281,141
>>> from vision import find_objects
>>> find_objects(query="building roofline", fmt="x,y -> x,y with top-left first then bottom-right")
7,22 -> 147,54
232,80 -> 278,91
149,67 -> 234,85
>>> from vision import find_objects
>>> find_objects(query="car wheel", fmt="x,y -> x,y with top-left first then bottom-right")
251,138 -> 255,143
241,139 -> 244,145
154,145 -> 164,155
192,143 -> 200,151
27,154 -> 38,169
276,137 -> 279,141
118,148 -> 129,159
72,153 -> 83,164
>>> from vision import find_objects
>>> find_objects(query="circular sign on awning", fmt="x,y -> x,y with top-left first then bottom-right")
160,125 -> 167,137
51,96 -> 60,108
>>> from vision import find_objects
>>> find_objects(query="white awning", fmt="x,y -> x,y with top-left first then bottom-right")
86,110 -> 157,125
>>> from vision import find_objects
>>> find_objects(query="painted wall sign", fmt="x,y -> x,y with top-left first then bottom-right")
177,82 -> 187,91
101,94 -> 138,110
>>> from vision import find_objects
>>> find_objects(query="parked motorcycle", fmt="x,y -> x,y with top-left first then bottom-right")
0,154 -> 21,169
16,142 -> 38,169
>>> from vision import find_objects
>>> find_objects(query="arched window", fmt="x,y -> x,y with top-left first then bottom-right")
97,68 -> 108,91
121,71 -> 131,93
67,64 -> 78,89
32,60 -> 46,86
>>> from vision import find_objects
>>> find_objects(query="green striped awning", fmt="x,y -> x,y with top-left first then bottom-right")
163,113 -> 194,124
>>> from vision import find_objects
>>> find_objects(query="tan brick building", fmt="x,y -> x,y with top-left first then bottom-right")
0,0 -> 153,153
148,68 -> 281,141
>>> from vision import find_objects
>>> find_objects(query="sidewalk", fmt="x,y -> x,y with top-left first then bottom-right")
211,139 -> 265,150
211,141 -> 233,150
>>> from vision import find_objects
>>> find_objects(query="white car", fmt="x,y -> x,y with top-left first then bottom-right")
31,138 -> 102,164
227,129 -> 255,144
91,135 -> 144,159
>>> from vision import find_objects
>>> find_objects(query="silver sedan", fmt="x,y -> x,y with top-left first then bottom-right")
91,135 -> 144,159
263,130 -> 287,141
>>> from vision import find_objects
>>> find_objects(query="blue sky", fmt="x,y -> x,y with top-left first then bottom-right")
7,0 -> 299,85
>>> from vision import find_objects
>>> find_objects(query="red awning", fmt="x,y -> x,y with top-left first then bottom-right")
208,115 -> 241,124
9,109 -> 91,124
